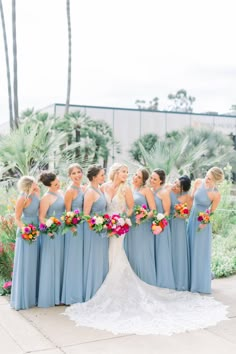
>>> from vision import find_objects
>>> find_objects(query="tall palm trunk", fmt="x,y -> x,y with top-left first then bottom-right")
12,0 -> 19,127
0,0 -> 14,129
65,0 -> 72,114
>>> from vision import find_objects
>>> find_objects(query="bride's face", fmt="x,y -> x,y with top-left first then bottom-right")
117,167 -> 128,183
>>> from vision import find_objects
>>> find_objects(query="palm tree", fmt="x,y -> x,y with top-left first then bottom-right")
65,0 -> 72,114
0,0 -> 14,129
0,117 -> 79,182
12,0 -> 19,127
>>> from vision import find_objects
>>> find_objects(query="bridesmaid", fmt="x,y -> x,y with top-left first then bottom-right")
61,163 -> 85,305
169,175 -> 192,291
10,176 -> 40,310
37,172 -> 65,307
150,168 -> 175,289
83,164 -> 109,301
124,167 -> 156,286
188,167 -> 224,294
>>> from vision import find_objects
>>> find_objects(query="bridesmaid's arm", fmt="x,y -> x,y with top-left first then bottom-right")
64,189 -> 74,212
145,187 -> 156,218
83,189 -> 95,215
125,185 -> 134,217
210,192 -> 221,213
161,190 -> 171,216
15,196 -> 25,228
191,178 -> 201,198
39,195 -> 50,224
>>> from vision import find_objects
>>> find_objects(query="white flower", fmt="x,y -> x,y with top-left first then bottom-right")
156,213 -> 165,221
46,219 -> 53,227
118,217 -> 125,226
95,216 -> 104,225
67,211 -> 74,217
125,218 -> 132,226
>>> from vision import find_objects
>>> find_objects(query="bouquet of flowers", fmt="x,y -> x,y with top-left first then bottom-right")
61,209 -> 84,236
39,216 -> 62,239
106,213 -> 132,237
174,202 -> 189,218
197,209 -> 213,231
134,204 -> 149,225
151,212 -> 168,235
86,213 -> 110,234
21,223 -> 39,244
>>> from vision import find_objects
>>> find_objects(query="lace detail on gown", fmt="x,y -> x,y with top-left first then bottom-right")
64,193 -> 228,335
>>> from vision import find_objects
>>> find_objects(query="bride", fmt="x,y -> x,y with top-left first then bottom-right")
64,163 -> 228,336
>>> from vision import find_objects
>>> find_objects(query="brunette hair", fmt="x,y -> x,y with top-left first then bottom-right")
138,168 -> 149,186
39,172 -> 57,187
153,168 -> 166,185
179,175 -> 191,192
68,163 -> 83,175
87,164 -> 103,182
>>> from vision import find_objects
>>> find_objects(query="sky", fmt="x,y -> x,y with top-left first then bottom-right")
0,0 -> 236,125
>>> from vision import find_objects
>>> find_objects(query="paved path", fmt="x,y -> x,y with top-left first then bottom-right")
0,275 -> 236,354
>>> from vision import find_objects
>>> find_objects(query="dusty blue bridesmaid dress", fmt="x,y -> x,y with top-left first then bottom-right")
169,191 -> 189,291
187,182 -> 214,294
10,193 -> 40,310
61,186 -> 84,304
153,191 -> 175,289
123,191 -> 156,286
83,187 -> 109,301
37,192 -> 65,307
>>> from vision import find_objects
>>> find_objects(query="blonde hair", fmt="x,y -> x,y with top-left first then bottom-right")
208,166 -> 224,184
108,163 -> 128,181
108,163 -> 128,201
17,176 -> 35,194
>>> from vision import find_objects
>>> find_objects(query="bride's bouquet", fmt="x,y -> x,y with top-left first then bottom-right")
61,209 -> 84,236
134,204 -> 149,225
106,213 -> 132,237
151,212 -> 168,235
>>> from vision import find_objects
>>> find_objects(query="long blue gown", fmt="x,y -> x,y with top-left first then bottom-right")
169,191 -> 189,291
187,182 -> 214,294
83,187 -> 109,301
61,186 -> 84,304
10,193 -> 40,310
37,191 -> 65,307
124,191 -> 156,286
153,192 -> 175,289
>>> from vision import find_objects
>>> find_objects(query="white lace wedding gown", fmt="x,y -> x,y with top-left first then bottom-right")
64,193 -> 228,335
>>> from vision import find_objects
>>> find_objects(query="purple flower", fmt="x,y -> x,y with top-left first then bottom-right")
39,223 -> 47,232
74,209 -> 80,215
24,227 -> 31,234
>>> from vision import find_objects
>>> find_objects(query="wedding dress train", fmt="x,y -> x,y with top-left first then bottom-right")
64,193 -> 228,335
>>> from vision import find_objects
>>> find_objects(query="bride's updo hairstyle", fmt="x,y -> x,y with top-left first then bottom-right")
153,168 -> 166,185
87,164 -> 103,181
39,172 -> 57,187
138,168 -> 149,186
208,167 -> 224,185
17,176 -> 35,194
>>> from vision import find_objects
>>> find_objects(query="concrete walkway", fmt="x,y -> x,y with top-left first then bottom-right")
0,275 -> 236,354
